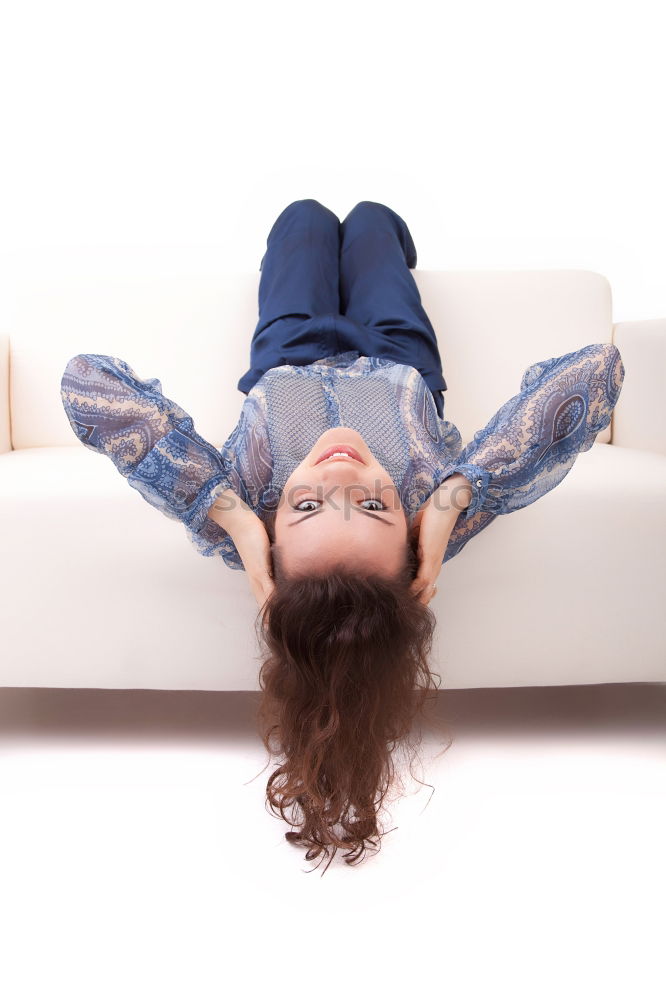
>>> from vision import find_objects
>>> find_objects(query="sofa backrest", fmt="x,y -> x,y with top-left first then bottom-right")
6,268 -> 614,451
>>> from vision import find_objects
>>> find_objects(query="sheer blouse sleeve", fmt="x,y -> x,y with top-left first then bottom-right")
60,353 -> 239,555
437,342 -> 625,563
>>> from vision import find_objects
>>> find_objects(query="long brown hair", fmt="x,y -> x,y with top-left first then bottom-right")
250,509 -> 452,874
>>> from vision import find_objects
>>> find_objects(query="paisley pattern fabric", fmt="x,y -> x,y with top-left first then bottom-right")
60,343 -> 625,570
440,342 -> 625,560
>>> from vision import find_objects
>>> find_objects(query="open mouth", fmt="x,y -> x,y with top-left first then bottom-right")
314,445 -> 364,465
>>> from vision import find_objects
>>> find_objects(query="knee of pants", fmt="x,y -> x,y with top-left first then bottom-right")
345,200 -> 392,218
342,201 -> 408,241
281,198 -> 338,222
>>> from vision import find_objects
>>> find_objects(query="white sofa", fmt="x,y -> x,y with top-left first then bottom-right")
1,268 -> 664,690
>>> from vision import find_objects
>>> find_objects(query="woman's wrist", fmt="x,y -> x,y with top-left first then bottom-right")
206,487 -> 254,535
433,473 -> 473,520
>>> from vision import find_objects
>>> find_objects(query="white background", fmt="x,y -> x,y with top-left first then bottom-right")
0,4 -> 664,999
0,0 -> 664,326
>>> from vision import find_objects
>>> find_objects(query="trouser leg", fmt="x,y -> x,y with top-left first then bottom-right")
338,200 -> 447,416
237,199 -> 342,395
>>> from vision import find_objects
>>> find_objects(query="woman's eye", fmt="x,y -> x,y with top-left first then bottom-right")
294,499 -> 319,512
360,499 -> 386,511
293,498 -> 387,512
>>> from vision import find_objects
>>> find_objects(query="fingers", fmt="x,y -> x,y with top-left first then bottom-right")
418,584 -> 438,605
249,572 -> 275,610
409,579 -> 439,605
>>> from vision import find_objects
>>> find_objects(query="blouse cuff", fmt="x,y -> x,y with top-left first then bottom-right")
126,421 -> 232,530
438,462 -> 493,520
185,473 -> 233,534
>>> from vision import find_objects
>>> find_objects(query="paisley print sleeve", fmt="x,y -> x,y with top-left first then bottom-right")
439,342 -> 625,563
60,353 -> 235,542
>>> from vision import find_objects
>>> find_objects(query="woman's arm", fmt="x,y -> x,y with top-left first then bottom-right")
206,487 -> 255,532
436,342 -> 626,563
61,353 -> 233,537
206,490 -> 274,608
409,473 -> 472,603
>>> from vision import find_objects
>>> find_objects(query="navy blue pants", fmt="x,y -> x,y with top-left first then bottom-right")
237,199 -> 448,418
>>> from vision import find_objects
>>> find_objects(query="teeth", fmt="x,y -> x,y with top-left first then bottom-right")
327,452 -> 352,459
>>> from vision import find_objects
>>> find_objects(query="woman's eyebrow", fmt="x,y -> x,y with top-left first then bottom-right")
287,508 -> 395,527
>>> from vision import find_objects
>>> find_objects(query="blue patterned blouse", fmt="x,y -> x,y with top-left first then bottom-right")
60,344 -> 625,570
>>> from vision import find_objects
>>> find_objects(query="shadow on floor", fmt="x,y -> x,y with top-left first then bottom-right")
0,683 -> 663,747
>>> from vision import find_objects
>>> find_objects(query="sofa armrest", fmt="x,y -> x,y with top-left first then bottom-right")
611,318 -> 666,455
0,333 -> 10,454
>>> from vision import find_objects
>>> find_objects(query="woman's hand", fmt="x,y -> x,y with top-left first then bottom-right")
409,474 -> 472,605
206,489 -> 275,611
231,509 -> 275,610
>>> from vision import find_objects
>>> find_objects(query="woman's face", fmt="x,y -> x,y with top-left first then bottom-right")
273,427 -> 410,577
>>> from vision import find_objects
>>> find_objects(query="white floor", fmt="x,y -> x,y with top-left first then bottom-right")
0,683 -> 663,1000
